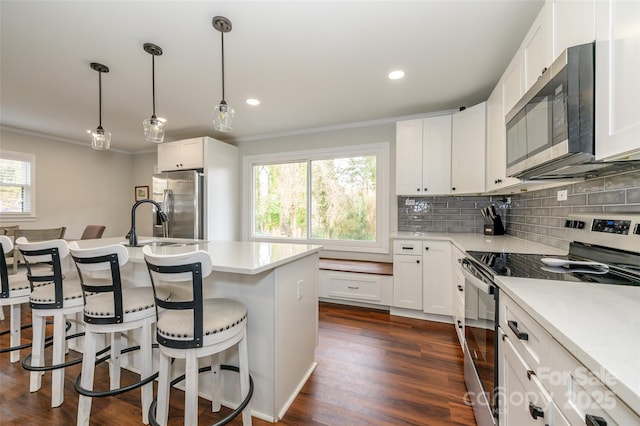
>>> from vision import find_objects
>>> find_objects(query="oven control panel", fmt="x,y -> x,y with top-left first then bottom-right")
566,214 -> 640,254
591,218 -> 631,235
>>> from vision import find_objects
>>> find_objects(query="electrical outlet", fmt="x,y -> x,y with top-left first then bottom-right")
405,199 -> 415,206
557,189 -> 568,201
297,280 -> 303,300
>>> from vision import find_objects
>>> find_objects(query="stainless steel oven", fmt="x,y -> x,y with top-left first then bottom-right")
459,256 -> 498,426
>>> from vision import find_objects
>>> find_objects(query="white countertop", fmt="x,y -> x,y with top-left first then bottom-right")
71,237 -> 322,275
497,277 -> 640,417
392,232 -> 566,255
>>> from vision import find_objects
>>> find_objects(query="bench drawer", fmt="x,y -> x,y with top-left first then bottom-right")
319,270 -> 392,305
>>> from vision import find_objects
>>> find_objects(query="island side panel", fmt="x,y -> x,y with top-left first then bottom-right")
274,252 -> 319,420
205,268 -> 279,422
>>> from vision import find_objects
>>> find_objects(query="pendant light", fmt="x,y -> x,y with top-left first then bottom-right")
90,62 -> 111,150
142,43 -> 166,143
212,16 -> 234,132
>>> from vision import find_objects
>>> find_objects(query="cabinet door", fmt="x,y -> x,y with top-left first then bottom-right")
553,0 -> 595,57
522,2 -> 553,93
499,331 -> 553,426
422,115 -> 452,195
392,254 -> 423,310
395,119 -> 424,195
422,241 -> 452,316
157,141 -> 182,172
503,51 -> 525,116
595,0 -> 640,161
451,102 -> 486,194
178,138 -> 204,169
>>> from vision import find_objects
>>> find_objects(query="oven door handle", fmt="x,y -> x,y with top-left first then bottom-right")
460,259 -> 493,294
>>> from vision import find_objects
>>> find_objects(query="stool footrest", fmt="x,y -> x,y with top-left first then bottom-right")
148,364 -> 254,426
74,343 -> 160,397
21,329 -> 85,371
0,320 -> 55,353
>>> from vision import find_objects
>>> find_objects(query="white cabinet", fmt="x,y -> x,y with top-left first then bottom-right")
502,51 -> 525,117
319,270 -> 393,306
395,116 -> 451,196
522,1 -> 553,93
392,240 -> 422,310
486,80 -> 523,192
451,102 -> 486,194
595,0 -> 640,161
451,246 -> 465,347
157,137 -> 204,171
552,0 -> 595,57
422,240 -> 452,316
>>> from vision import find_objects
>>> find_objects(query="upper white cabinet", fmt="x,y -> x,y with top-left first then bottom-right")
594,0 -> 640,161
486,81 -> 522,192
522,1 -> 554,93
158,137 -> 204,172
502,51 -> 525,117
552,0 -> 595,57
451,102 -> 486,194
395,116 -> 452,196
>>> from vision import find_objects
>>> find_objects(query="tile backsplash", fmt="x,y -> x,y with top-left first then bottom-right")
397,169 -> 640,251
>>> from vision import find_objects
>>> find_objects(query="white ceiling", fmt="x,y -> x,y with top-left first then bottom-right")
0,0 -> 543,153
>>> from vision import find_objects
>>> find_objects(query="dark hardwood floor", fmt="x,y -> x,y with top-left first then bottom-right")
0,302 -> 476,425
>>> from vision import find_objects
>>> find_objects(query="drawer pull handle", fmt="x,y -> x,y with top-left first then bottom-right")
585,414 -> 607,426
508,320 -> 529,340
347,286 -> 360,290
526,369 -> 535,380
401,246 -> 414,250
457,320 -> 463,329
457,285 -> 463,292
528,402 -> 544,420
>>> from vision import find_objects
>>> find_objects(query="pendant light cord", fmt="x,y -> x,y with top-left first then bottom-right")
151,54 -> 156,117
221,31 -> 225,102
98,70 -> 103,128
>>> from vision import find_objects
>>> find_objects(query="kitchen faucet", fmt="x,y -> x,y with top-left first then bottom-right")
127,199 -> 168,247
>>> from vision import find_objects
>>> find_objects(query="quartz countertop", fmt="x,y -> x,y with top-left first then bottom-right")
391,232 -> 566,255
70,237 -> 322,275
497,276 -> 640,417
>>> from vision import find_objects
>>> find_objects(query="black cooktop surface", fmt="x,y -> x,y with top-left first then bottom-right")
467,250 -> 640,286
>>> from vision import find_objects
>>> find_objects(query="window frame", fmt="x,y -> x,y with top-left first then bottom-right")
0,150 -> 37,220
243,142 -> 389,253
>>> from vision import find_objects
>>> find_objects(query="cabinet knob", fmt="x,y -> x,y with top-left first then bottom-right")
541,67 -> 548,75
424,188 -> 427,192
452,187 -> 456,191
424,247 -> 429,251
416,188 -> 421,192
416,259 -> 420,264
496,179 -> 502,184
457,285 -> 463,292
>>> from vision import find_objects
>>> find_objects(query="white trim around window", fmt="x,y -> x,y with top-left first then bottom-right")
0,150 -> 37,220
242,142 -> 390,253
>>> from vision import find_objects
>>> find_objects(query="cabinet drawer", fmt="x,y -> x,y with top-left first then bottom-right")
550,342 -> 640,426
500,295 -> 551,372
319,270 -> 392,304
393,240 -> 421,255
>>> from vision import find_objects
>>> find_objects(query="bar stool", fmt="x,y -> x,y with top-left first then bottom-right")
0,235 -> 31,363
17,237 -> 84,408
143,246 -> 253,426
69,243 -> 168,426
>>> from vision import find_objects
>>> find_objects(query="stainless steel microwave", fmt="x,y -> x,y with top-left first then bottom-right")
505,43 -> 595,179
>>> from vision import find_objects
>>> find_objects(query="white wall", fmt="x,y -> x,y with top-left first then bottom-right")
0,128 -> 157,239
238,123 -> 397,260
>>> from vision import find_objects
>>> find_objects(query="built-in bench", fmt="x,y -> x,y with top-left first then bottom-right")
318,258 -> 393,307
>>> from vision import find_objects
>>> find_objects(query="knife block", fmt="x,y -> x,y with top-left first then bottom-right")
484,215 -> 505,235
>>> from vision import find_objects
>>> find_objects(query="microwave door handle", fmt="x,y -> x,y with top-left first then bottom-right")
460,259 -> 493,294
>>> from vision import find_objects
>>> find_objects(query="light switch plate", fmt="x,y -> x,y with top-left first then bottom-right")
557,189 -> 568,201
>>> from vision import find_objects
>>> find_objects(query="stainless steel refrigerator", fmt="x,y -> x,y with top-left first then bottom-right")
152,170 -> 204,239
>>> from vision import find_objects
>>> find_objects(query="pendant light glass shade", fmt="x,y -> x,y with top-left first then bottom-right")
212,16 -> 233,132
143,43 -> 165,143
90,62 -> 111,151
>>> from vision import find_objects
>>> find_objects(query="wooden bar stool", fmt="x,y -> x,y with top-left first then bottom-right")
17,237 -> 84,408
143,246 -> 253,426
69,243 -> 168,426
0,235 -> 31,363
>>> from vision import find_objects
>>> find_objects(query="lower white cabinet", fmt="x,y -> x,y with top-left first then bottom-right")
422,240 -> 452,316
499,293 -> 640,426
451,246 -> 465,346
393,250 -> 423,310
319,270 -> 393,306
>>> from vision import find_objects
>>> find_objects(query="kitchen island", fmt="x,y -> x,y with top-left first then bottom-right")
71,237 -> 322,423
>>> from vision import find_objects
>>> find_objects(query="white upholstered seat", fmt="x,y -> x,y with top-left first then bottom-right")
143,246 -> 253,426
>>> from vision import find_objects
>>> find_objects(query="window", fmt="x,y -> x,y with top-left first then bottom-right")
0,151 -> 36,218
245,143 -> 389,252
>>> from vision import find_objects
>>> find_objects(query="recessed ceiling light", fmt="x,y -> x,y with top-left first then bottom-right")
388,70 -> 405,80
246,98 -> 260,106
